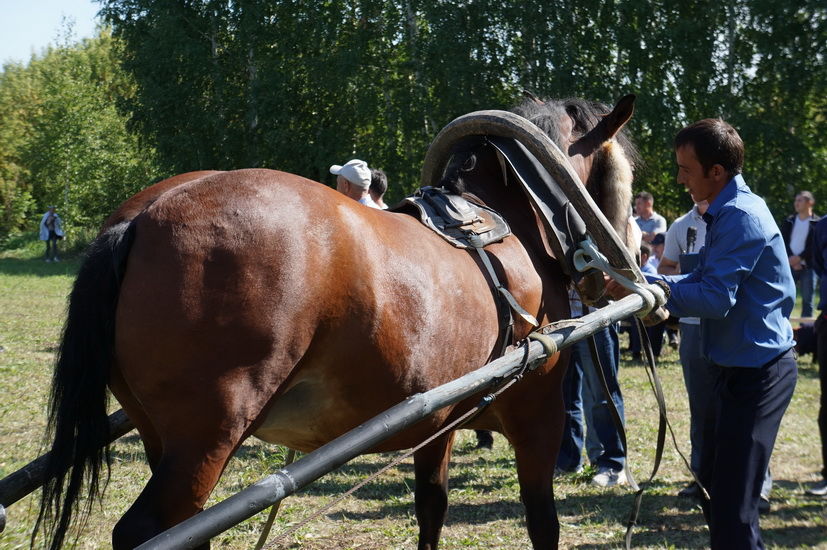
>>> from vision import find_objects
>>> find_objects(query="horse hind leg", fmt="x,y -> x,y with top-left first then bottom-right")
109,369 -> 163,470
413,432 -> 456,550
111,410 -> 252,549
513,440 -> 560,549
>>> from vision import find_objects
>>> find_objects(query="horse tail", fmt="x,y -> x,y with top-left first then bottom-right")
32,221 -> 136,550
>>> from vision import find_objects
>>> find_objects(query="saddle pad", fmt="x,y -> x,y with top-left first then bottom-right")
393,186 -> 511,249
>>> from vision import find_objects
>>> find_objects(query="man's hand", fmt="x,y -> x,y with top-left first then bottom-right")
604,275 -> 633,300
789,255 -> 802,271
658,257 -> 680,275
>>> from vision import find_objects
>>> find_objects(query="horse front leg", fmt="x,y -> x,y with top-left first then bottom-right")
413,431 -> 456,550
504,381 -> 564,549
514,439 -> 560,549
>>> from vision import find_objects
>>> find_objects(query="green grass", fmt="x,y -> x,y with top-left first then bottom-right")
0,251 -> 824,549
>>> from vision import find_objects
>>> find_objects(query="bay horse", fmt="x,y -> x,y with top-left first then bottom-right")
35,95 -> 638,550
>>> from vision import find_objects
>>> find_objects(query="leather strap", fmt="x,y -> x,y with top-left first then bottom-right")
622,318 -> 704,549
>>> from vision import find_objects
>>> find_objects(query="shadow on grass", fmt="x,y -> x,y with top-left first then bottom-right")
0,257 -> 79,277
795,360 -> 820,380
104,432 -> 827,549
327,489 -> 824,549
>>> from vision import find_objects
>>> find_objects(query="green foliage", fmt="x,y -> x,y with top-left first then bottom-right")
1,1 -> 825,240
0,29 -> 162,239
0,62 -> 37,235
95,0 -> 825,219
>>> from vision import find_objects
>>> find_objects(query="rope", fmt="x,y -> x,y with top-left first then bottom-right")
528,331 -> 558,357
623,318 -> 707,550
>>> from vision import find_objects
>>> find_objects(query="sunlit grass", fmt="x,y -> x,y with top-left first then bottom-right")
0,253 -> 824,549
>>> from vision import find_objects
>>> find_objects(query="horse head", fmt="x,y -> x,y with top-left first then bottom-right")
421,95 -> 640,304
516,94 -> 638,245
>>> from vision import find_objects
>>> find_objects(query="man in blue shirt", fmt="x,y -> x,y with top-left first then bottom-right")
808,216 -> 827,497
609,118 -> 797,549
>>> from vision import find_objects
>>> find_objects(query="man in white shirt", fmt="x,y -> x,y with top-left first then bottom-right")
780,191 -> 819,318
633,191 -> 667,243
369,168 -> 390,210
330,159 -> 381,209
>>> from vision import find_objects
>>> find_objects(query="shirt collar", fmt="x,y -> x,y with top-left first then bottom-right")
702,174 -> 744,225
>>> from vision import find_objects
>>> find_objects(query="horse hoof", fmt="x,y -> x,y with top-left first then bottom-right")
0,504 -> 6,533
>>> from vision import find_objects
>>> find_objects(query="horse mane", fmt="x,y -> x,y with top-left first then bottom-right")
439,150 -> 477,195
510,96 -> 640,167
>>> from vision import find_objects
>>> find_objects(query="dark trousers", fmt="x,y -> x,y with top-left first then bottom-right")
698,350 -> 797,550
44,231 -> 59,260
815,314 -> 827,479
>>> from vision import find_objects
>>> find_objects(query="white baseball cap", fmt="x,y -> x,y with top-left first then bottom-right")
330,159 -> 371,189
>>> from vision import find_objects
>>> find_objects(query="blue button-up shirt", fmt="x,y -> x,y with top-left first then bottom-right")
646,175 -> 795,367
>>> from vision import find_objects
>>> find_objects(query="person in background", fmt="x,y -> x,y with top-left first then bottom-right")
659,199 -> 772,511
557,287 -> 627,487
608,118 -> 797,549
330,159 -> 380,209
640,242 -> 656,274
370,168 -> 390,210
629,240 -> 666,360
39,205 -> 65,262
781,191 -> 819,319
633,191 -> 667,244
646,232 -> 666,272
648,229 -> 677,350
808,214 -> 827,498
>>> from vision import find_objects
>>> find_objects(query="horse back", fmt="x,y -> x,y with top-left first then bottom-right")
114,168 -> 550,452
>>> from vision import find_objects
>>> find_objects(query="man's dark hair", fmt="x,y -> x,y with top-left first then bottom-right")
636,191 -> 654,203
370,168 -> 388,197
674,118 -> 744,177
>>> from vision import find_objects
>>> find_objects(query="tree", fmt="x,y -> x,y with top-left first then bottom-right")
76,1 -> 827,220
0,28 -> 161,237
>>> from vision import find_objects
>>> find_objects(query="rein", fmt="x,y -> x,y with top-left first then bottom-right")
608,318 -> 706,549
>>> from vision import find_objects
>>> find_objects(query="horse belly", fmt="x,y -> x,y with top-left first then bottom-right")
252,373 -> 348,451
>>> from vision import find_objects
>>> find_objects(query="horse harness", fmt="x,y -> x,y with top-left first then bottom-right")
395,186 -> 538,357
395,136 -> 677,549
393,135 -> 602,357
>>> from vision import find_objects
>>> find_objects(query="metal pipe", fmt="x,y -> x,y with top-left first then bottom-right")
137,291 -> 660,550
0,409 -> 133,533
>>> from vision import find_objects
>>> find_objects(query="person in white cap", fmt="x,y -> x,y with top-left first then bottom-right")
330,159 -> 380,209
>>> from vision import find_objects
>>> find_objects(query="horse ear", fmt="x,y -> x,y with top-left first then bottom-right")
607,94 -> 636,133
522,89 -> 544,105
567,94 -> 636,157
